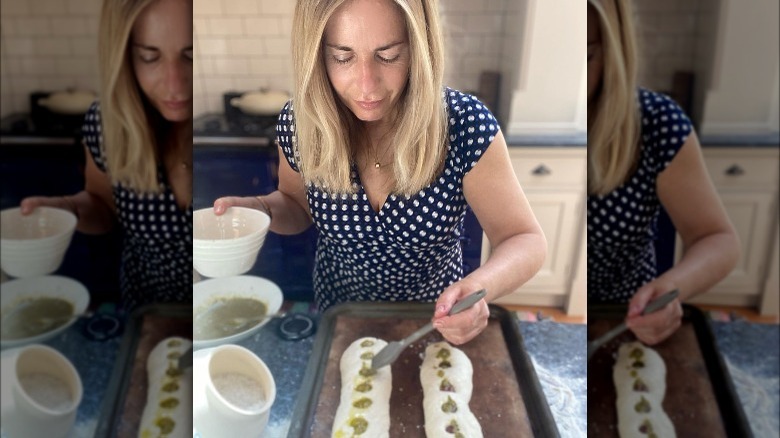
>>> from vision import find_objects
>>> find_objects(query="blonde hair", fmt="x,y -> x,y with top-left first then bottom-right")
587,0 -> 641,195
98,0 -> 163,193
291,0 -> 447,196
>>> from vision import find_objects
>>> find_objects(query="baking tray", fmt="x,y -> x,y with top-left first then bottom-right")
94,304 -> 192,438
587,304 -> 751,437
288,302 -> 559,437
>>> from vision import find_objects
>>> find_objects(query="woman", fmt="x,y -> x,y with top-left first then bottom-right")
21,0 -> 193,311
214,0 -> 546,345
587,0 -> 739,344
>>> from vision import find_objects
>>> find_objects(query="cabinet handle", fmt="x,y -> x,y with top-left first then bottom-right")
532,164 -> 551,176
725,164 -> 745,176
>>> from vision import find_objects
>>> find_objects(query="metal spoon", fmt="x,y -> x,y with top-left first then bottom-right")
586,289 -> 680,361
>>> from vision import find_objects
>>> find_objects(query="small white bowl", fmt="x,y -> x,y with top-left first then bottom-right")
193,207 -> 269,278
192,276 -> 283,350
0,276 -> 90,349
0,207 -> 77,278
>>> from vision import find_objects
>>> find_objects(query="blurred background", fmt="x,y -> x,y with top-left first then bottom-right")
0,0 -> 120,298
630,0 -> 779,316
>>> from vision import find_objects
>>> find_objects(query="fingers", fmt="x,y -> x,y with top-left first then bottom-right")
627,284 -> 656,317
213,196 -> 260,215
433,287 -> 460,318
435,300 -> 489,345
626,299 -> 683,345
20,196 -> 70,215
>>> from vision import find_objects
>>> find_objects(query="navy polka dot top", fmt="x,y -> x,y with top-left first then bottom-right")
277,88 -> 499,310
82,102 -> 193,311
588,89 -> 692,303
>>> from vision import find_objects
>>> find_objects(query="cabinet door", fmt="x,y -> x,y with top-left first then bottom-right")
484,190 -> 581,292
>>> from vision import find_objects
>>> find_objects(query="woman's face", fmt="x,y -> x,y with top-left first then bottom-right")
587,4 -> 603,105
131,0 -> 193,123
323,0 -> 411,125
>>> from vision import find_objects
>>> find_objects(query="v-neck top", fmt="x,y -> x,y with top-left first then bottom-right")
83,102 -> 193,311
587,88 -> 692,303
277,88 -> 499,310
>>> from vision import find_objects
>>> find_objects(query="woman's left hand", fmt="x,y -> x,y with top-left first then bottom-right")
625,281 -> 683,345
432,280 -> 490,345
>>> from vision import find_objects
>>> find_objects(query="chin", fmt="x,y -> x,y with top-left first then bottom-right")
158,108 -> 192,123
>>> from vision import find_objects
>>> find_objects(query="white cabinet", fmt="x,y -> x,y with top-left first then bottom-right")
682,148 -> 780,313
482,147 -> 586,315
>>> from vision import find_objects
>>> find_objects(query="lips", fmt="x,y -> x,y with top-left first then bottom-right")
356,99 -> 382,110
163,99 -> 191,110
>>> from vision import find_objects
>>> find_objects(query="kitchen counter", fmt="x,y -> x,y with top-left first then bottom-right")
700,132 -> 780,147
5,300 -> 774,437
506,133 -> 587,147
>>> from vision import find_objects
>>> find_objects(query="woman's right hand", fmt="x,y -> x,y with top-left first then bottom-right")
213,196 -> 271,217
20,196 -> 78,216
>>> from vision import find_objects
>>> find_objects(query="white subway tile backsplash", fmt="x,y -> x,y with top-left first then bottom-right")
1,0 -> 31,17
30,0 -> 67,16
51,17 -> 90,36
249,57 -> 289,76
1,18 -> 17,37
70,36 -> 97,56
14,18 -> 50,37
35,37 -> 72,56
259,0 -> 295,16
465,14 -> 505,35
244,17 -> 281,37
66,0 -> 101,15
231,76 -> 266,92
194,0 -> 223,16
21,57 -> 56,75
223,0 -> 260,16
55,57 -> 93,76
4,37 -> 36,56
212,57 -> 251,76
198,38 -> 229,56
208,17 -> 245,36
228,38 -> 265,56
263,36 -> 290,57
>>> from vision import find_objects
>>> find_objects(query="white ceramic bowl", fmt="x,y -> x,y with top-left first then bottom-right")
0,276 -> 90,349
1,207 -> 77,278
193,207 -> 270,278
192,276 -> 283,350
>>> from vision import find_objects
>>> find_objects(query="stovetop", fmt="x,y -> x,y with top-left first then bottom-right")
193,91 -> 281,147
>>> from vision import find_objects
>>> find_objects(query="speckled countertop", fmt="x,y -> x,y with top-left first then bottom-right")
7,305 -> 774,438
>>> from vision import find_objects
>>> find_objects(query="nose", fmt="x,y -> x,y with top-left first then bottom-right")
164,59 -> 191,98
357,58 -> 380,96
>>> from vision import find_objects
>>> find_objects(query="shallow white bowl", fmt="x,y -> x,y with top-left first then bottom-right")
0,207 -> 77,278
192,276 -> 283,350
0,276 -> 90,349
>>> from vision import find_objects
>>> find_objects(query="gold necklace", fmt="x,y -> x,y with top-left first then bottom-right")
369,139 -> 392,170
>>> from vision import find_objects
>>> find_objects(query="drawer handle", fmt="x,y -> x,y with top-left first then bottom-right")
532,164 -> 551,176
725,164 -> 745,176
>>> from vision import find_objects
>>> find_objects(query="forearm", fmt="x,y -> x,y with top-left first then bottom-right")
463,231 -> 547,303
655,231 -> 740,301
261,190 -> 313,235
68,190 -> 116,234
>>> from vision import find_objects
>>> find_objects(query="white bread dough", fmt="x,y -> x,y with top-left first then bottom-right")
138,337 -> 193,438
614,341 -> 676,438
332,337 -> 392,438
421,342 -> 483,438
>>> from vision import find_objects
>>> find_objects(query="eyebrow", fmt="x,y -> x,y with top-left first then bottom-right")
132,43 -> 193,52
324,41 -> 405,52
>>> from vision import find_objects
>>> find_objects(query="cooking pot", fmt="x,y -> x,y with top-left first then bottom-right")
38,90 -> 96,115
230,89 -> 290,116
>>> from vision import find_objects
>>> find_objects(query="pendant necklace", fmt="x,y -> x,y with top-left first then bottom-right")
370,139 -> 392,170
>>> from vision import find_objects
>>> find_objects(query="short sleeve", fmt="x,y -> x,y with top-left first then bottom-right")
81,101 -> 107,172
638,89 -> 693,175
275,100 -> 300,173
445,88 -> 500,176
